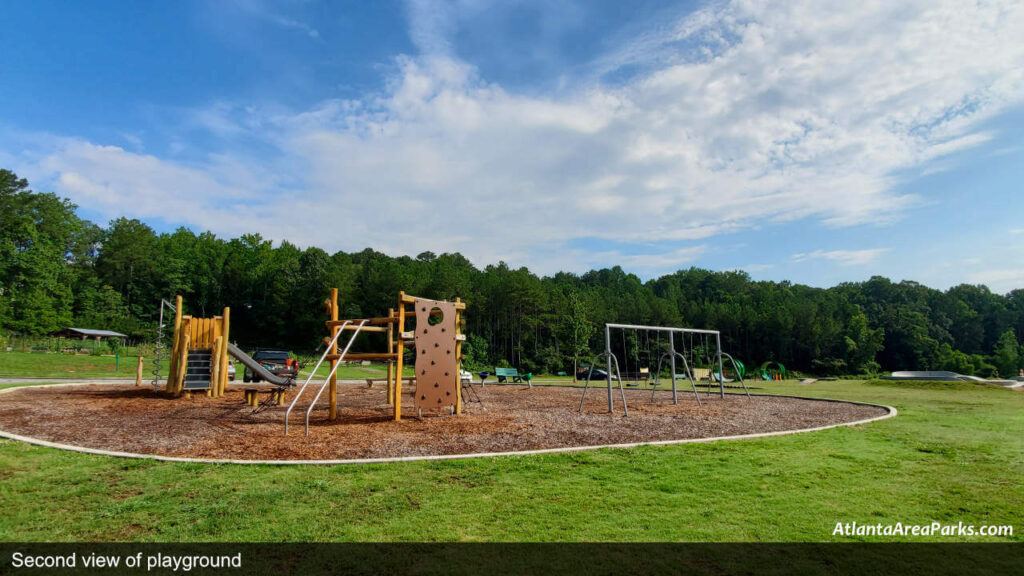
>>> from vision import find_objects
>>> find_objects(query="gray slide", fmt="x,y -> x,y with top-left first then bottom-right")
226,342 -> 296,387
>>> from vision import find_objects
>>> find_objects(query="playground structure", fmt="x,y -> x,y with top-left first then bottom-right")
165,295 -> 296,399
579,323 -> 751,415
0,291 -> 903,462
165,295 -> 232,397
284,289 -> 466,434
760,361 -> 786,381
156,290 -> 791,434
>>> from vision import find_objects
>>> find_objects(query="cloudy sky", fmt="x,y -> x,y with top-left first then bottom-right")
2,0 -> 1023,292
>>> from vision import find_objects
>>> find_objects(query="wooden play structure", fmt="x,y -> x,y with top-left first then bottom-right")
285,289 -> 466,433
165,295 -> 232,397
327,289 -> 466,421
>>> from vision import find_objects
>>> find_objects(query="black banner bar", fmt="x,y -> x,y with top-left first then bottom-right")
1,543 -> 1021,576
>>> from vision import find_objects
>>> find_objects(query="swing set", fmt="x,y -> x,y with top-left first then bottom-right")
578,323 -> 751,415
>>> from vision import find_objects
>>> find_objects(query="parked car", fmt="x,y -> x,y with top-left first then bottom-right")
576,366 -> 609,380
227,361 -> 235,381
243,349 -> 298,383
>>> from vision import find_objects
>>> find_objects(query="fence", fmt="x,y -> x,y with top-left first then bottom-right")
1,333 -> 155,356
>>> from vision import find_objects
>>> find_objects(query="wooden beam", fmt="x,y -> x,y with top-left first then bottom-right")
399,291 -> 468,309
209,336 -> 222,393
213,316 -> 223,396
175,333 -> 189,396
325,353 -> 399,361
455,297 -> 463,415
325,317 -> 397,327
166,295 -> 183,393
399,331 -> 466,341
219,307 -> 230,398
386,307 -> 395,405
399,293 -> 467,310
395,292 -> 406,421
336,325 -> 389,333
329,288 -> 339,420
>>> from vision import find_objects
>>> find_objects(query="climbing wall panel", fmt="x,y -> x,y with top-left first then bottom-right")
413,299 -> 459,412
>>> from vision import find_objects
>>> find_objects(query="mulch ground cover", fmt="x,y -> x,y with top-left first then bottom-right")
0,382 -> 886,460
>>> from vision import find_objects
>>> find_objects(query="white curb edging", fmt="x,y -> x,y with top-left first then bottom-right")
0,381 -> 897,466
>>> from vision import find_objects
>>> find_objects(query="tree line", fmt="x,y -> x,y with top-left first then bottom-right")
3,168 -> 1023,377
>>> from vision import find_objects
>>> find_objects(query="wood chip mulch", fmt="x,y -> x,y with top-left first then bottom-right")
0,383 -> 886,461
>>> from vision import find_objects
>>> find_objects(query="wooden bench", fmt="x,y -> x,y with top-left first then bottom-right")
365,377 -> 415,388
495,367 -> 533,389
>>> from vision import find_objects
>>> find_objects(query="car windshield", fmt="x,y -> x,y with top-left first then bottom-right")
254,351 -> 290,362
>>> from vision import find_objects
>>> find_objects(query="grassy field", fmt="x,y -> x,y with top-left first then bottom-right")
0,378 -> 1020,542
0,351 -> 145,379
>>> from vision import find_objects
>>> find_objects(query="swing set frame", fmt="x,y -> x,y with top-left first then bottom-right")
578,323 -> 750,415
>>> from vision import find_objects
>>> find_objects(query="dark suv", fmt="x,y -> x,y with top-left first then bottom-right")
576,366 -> 609,380
244,349 -> 298,383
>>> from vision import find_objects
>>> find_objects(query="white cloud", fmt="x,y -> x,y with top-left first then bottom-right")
12,0 -> 1024,276
791,249 -> 889,266
233,0 -> 320,39
603,246 -> 707,273
967,269 -> 1024,294
31,140 -> 290,238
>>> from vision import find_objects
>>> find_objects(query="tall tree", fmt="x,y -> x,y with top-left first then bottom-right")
0,170 -> 78,334
560,291 -> 594,380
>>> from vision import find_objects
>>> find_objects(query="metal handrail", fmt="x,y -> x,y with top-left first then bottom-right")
284,320 -> 351,434
304,320 -> 368,436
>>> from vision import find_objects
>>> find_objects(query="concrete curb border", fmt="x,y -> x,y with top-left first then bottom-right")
0,381 -> 897,466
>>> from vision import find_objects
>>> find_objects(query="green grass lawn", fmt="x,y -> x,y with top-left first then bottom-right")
0,351 -> 148,379
0,378 -> 1020,542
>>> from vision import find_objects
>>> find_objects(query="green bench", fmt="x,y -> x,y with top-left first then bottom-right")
494,367 -> 533,389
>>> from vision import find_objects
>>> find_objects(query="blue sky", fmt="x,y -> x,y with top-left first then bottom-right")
1,0 -> 1022,292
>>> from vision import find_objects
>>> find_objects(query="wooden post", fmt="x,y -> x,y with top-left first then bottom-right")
455,297 -> 463,415
175,333 -> 190,396
219,308 -> 230,397
170,318 -> 189,395
135,355 -> 144,387
386,307 -> 395,405
166,295 -> 183,392
329,289 -> 339,420
211,316 -> 222,397
394,293 -> 406,421
210,336 -> 222,393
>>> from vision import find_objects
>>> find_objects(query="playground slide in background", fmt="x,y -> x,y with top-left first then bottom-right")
225,342 -> 295,387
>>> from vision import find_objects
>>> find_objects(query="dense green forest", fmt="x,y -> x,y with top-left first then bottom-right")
3,168 -> 1023,377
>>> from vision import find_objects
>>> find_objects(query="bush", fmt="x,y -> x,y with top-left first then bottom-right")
106,339 -> 124,356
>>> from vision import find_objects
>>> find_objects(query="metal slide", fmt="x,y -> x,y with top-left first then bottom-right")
225,342 -> 295,387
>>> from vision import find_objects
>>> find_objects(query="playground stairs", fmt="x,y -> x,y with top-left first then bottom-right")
183,349 -> 213,391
